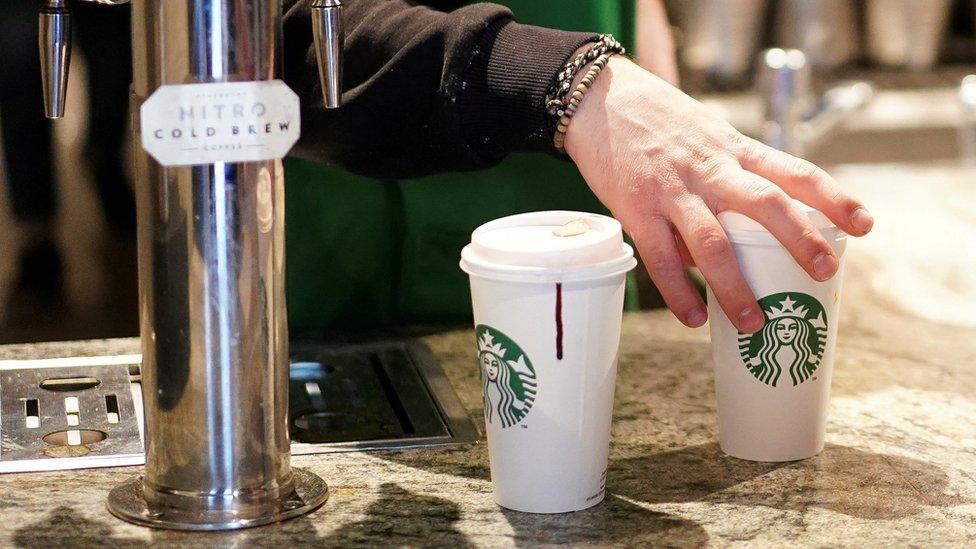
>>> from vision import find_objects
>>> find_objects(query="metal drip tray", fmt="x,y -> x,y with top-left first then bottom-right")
290,339 -> 479,454
0,357 -> 145,473
0,339 -> 478,472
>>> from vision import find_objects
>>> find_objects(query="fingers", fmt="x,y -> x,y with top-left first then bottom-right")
714,170 -> 839,281
735,137 -> 874,236
669,195 -> 764,333
629,216 -> 707,327
674,231 -> 696,268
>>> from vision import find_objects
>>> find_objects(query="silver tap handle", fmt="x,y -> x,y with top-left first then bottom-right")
39,0 -> 72,119
311,0 -> 343,109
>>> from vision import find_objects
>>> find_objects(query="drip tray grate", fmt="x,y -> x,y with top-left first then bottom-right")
0,356 -> 144,473
0,339 -> 478,472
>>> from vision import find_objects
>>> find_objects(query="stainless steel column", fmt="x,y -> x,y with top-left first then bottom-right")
106,0 -> 328,530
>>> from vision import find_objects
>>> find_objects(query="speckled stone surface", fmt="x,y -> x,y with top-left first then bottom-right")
1,250 -> 974,548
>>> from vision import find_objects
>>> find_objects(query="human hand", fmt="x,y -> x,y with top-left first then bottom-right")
565,57 -> 873,333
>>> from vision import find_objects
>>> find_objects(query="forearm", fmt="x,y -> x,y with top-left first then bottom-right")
282,0 -> 597,179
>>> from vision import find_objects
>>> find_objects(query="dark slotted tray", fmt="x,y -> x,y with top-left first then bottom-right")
289,339 -> 479,454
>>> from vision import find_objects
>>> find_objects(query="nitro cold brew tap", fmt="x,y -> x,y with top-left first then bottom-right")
36,0 -> 341,531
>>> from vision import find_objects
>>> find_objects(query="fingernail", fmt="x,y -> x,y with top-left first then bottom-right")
812,252 -> 838,281
850,207 -> 874,234
738,308 -> 763,332
687,308 -> 707,327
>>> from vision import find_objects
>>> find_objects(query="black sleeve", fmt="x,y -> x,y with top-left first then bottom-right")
282,0 -> 598,179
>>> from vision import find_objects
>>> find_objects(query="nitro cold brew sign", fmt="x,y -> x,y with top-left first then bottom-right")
140,80 -> 301,166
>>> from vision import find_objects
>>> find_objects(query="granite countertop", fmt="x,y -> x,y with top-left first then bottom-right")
1,169 -> 975,547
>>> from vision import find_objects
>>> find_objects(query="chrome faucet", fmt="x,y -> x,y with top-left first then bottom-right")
39,0 -> 343,531
312,0 -> 343,109
959,75 -> 976,165
757,48 -> 874,157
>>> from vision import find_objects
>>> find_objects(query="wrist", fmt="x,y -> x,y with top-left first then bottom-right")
546,35 -> 625,152
564,55 -> 632,161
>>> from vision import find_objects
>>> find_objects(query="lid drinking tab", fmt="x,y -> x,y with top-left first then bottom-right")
460,211 -> 636,282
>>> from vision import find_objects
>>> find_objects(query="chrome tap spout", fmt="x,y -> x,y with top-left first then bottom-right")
757,48 -> 874,157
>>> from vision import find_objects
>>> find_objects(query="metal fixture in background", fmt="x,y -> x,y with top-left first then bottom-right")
865,0 -> 952,71
757,48 -> 874,157
959,75 -> 976,165
757,48 -> 811,154
774,0 -> 858,72
673,0 -> 769,88
38,0 -> 345,531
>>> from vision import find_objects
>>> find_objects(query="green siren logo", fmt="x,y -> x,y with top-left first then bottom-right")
476,325 -> 537,428
738,293 -> 828,387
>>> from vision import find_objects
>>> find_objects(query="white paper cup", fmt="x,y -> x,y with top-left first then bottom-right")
707,205 -> 847,462
460,211 -> 636,513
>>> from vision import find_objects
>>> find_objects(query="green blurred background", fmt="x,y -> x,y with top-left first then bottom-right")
285,1 -> 639,335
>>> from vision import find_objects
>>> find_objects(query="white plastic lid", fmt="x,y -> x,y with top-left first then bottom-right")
717,200 -> 847,245
718,200 -> 836,232
460,211 -> 636,282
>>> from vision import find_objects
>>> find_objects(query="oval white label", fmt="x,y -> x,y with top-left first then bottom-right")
139,80 -> 301,167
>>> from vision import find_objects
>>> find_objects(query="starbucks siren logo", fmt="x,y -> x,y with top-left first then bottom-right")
476,325 -> 537,428
738,293 -> 828,387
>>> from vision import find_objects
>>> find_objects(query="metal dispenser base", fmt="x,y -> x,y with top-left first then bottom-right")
107,469 -> 328,531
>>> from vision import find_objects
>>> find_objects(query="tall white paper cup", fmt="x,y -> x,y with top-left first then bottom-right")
460,211 -> 636,513
708,205 -> 847,462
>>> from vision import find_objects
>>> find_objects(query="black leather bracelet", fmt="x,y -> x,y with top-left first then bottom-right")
545,34 -> 625,134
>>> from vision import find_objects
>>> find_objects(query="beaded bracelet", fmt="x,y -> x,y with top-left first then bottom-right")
552,53 -> 614,153
545,34 -> 624,153
546,35 -> 624,120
